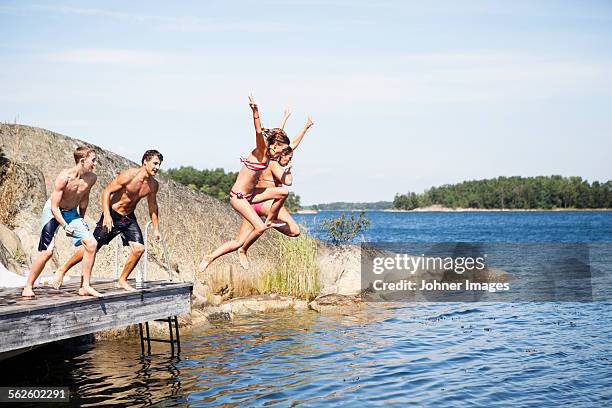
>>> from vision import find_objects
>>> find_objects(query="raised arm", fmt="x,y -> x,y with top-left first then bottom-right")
248,94 -> 266,153
278,106 -> 292,130
50,172 -> 71,234
290,116 -> 314,151
269,160 -> 293,186
147,182 -> 162,241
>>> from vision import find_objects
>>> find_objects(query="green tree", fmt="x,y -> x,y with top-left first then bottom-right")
393,176 -> 611,210
285,192 -> 301,213
162,166 -> 238,201
322,211 -> 370,245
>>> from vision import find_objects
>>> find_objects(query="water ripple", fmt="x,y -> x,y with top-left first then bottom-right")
3,302 -> 610,407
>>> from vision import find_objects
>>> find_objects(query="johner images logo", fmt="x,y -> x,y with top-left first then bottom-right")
361,242 -> 599,302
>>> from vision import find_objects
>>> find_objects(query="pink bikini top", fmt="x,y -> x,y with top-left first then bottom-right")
240,157 -> 268,171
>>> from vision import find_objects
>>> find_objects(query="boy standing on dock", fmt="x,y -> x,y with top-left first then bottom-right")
22,146 -> 102,298
55,150 -> 163,292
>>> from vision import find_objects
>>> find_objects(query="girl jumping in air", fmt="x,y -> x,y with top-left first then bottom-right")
199,95 -> 292,272
235,108 -> 314,269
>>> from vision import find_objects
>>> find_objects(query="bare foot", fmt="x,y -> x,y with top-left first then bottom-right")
22,286 -> 35,298
78,286 -> 104,297
265,219 -> 287,228
117,280 -> 137,292
237,249 -> 249,270
199,255 -> 213,273
52,269 -> 65,290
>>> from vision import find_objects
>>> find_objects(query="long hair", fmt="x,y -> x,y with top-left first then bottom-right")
262,128 -> 290,146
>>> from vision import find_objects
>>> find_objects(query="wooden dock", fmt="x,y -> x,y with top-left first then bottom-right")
0,279 -> 192,355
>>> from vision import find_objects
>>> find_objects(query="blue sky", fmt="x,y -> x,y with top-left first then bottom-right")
1,0 -> 611,204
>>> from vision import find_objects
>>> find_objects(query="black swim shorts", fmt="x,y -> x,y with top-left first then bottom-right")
93,208 -> 144,249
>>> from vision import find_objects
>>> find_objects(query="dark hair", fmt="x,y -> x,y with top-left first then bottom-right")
280,145 -> 293,157
74,146 -> 95,164
262,128 -> 290,146
141,149 -> 163,164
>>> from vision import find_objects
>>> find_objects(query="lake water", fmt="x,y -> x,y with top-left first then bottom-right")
3,211 -> 611,407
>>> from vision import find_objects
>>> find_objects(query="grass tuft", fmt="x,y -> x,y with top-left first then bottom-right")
259,230 -> 321,300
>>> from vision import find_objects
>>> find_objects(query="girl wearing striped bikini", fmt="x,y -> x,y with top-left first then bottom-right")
199,95 -> 291,272
235,108 -> 314,269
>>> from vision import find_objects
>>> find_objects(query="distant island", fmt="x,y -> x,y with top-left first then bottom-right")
394,176 -> 611,210
162,169 -> 611,212
302,201 -> 393,211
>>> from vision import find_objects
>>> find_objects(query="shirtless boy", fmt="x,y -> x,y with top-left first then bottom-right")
22,146 -> 101,298
55,150 -> 163,292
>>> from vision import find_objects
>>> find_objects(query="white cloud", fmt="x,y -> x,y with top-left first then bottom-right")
47,49 -> 171,65
25,4 -> 338,33
4,49 -> 608,111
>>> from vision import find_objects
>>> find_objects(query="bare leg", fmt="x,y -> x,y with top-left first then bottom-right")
117,241 -> 145,292
77,237 -> 102,297
265,193 -> 288,226
52,268 -> 64,290
235,220 -> 254,270
54,246 -> 85,289
241,204 -> 300,254
272,207 -> 301,237
250,187 -> 289,227
22,249 -> 53,297
199,198 -> 266,272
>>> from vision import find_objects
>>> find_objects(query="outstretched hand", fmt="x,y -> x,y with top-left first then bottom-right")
248,94 -> 258,112
283,106 -> 292,118
306,115 -> 314,128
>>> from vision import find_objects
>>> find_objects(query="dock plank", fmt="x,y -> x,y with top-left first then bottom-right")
0,279 -> 192,353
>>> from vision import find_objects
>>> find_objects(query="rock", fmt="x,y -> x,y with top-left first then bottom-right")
192,294 -> 309,322
206,311 -> 232,322
309,293 -> 363,314
192,291 -> 210,309
0,224 -> 29,273
316,244 -> 363,296
0,240 -> 9,267
335,268 -> 361,296
0,224 -> 23,256
220,294 -> 301,316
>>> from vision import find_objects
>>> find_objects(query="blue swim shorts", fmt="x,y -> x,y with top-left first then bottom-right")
38,199 -> 93,251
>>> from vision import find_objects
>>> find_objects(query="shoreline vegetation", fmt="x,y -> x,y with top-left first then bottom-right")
393,176 -> 611,211
389,206 -> 612,212
161,169 -> 610,213
304,206 -> 612,212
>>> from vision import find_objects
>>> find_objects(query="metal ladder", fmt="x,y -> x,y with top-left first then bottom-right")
139,317 -> 181,356
114,221 -> 181,355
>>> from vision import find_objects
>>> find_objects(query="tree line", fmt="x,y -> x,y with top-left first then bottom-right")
394,176 -> 612,210
161,166 -> 301,212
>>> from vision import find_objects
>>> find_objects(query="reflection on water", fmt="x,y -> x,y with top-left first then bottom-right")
2,303 -> 611,407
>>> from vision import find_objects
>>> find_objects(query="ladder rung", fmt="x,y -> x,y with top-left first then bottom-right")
143,338 -> 178,344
